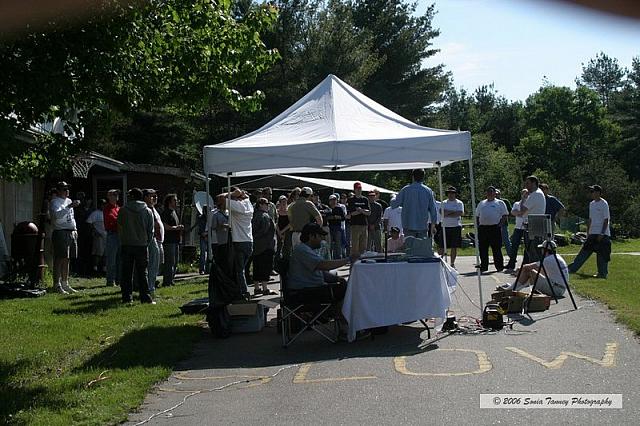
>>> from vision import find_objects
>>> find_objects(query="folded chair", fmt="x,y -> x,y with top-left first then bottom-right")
278,259 -> 340,347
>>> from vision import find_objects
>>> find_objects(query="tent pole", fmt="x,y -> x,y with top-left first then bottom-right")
437,162 -> 447,262
227,173 -> 232,242
468,153 -> 484,316
205,177 -> 212,261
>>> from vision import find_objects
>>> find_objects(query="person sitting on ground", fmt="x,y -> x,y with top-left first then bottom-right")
502,240 -> 568,297
287,223 -> 359,303
386,227 -> 404,253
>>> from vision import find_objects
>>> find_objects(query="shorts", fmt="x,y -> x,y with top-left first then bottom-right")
52,229 -> 78,259
435,225 -> 462,248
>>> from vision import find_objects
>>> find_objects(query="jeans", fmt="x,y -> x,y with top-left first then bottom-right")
199,237 -> 208,273
506,228 -> 524,269
478,224 -> 503,271
105,232 -> 120,285
501,224 -> 512,255
121,245 -> 152,303
330,227 -> 344,260
162,242 -> 179,286
147,239 -> 160,293
233,241 -> 253,294
568,235 -> 610,278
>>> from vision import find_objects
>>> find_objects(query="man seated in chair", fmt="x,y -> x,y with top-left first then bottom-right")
288,223 -> 358,302
501,240 -> 568,297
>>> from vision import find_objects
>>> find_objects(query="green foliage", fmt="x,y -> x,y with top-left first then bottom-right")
0,0 -> 279,180
577,51 -> 626,108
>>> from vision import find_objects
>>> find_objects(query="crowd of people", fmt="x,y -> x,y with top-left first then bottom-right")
47,181 -> 187,304
45,168 -> 611,305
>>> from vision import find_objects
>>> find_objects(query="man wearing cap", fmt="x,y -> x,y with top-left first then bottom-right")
504,240 -> 569,297
568,185 -> 611,279
49,182 -> 80,293
476,186 -> 509,272
143,189 -> 163,294
441,186 -> 464,268
367,191 -> 383,252
288,223 -> 357,302
118,188 -> 155,304
390,169 -> 437,241
287,186 -> 322,250
347,182 -> 371,257
103,189 -> 121,287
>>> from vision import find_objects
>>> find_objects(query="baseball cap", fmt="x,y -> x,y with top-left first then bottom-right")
445,186 -> 458,194
301,187 -> 313,196
328,194 -> 337,200
56,181 -> 70,190
353,181 -> 362,189
368,191 -> 376,196
278,195 -> 287,201
301,222 -> 328,238
537,240 -> 557,250
486,185 -> 496,192
588,184 -> 602,192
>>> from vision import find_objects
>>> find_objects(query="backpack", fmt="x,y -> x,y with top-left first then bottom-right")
206,305 -> 232,338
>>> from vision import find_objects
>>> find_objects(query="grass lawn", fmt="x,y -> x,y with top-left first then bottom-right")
564,254 -> 640,335
1,276 -> 209,425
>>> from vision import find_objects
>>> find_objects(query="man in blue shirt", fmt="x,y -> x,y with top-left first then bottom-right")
390,169 -> 437,239
540,183 -> 565,228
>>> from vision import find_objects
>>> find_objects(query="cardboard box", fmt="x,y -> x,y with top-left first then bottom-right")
491,290 -> 551,313
227,302 -> 265,333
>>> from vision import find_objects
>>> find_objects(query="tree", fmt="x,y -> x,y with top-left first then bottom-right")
610,56 -> 640,180
577,52 -> 626,108
351,0 -> 450,123
0,0 -> 279,181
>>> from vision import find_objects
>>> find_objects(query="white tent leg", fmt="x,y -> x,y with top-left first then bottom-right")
227,174 -> 232,233
437,163 -> 447,262
468,154 -> 483,317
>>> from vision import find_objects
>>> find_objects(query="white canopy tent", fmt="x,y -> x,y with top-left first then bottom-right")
203,74 -> 484,313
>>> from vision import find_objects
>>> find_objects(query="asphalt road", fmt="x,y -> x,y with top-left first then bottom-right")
128,256 -> 640,425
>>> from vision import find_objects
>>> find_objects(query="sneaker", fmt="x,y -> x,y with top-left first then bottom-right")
142,299 -> 156,305
62,282 -> 78,293
503,268 -> 515,274
53,285 -> 68,294
262,289 -> 277,296
496,282 -> 515,291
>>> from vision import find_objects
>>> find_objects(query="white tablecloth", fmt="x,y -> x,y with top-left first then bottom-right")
342,260 -> 457,342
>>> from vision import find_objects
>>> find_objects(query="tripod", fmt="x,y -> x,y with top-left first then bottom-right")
513,234 -> 578,313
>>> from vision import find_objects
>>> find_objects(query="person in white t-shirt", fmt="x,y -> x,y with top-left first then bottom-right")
227,187 -> 254,296
503,240 -> 568,297
439,186 -> 464,268
568,185 -> 611,278
475,186 -> 508,272
519,175 -> 546,263
49,181 -> 80,294
382,195 -> 403,235
505,189 -> 528,271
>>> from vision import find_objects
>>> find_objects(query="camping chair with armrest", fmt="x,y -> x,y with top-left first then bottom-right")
277,258 -> 340,348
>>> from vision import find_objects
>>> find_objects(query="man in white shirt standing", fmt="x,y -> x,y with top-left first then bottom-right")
476,186 -> 508,272
49,181 -> 80,294
505,189 -> 528,271
519,175 -> 546,262
382,195 -> 403,235
227,187 -> 254,297
441,186 -> 464,268
568,185 -> 611,279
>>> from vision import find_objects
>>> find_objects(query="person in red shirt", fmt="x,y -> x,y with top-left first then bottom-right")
103,189 -> 121,286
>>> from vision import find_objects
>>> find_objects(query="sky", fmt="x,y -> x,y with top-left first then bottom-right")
418,0 -> 640,101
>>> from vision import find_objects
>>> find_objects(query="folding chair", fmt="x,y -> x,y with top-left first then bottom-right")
277,259 -> 340,347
